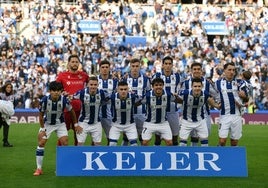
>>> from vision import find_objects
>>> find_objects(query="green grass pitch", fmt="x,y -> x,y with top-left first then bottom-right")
0,123 -> 267,188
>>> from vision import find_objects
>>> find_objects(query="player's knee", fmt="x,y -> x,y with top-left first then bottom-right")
165,140 -> 173,146
142,140 -> 150,146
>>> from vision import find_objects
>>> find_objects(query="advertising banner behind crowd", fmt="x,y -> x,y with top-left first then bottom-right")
56,146 -> 247,177
202,21 -> 229,35
10,109 -> 268,125
77,20 -> 101,34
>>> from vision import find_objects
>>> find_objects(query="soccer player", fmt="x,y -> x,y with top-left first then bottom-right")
141,77 -> 178,146
73,76 -> 109,146
33,81 -> 78,176
152,56 -> 182,146
180,62 -> 218,146
215,62 -> 249,146
56,54 -> 89,146
178,78 -> 220,146
97,59 -> 118,145
109,81 -> 139,146
121,58 -> 151,145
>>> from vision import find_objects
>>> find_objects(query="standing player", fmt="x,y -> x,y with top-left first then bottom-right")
215,62 -> 249,146
97,59 -> 118,145
109,81 -> 139,146
180,62 -> 218,146
178,78 -> 220,146
141,77 -> 178,146
73,76 -> 109,146
33,81 -> 78,176
121,58 -> 151,145
56,54 -> 89,146
152,56 -> 182,146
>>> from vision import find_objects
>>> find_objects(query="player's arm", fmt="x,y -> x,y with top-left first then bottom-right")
207,97 -> 221,110
171,93 -> 182,104
69,108 -> 82,134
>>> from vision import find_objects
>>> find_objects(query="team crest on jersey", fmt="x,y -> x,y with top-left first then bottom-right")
67,81 -> 70,85
108,80 -> 113,85
78,75 -> 82,79
116,100 -> 120,109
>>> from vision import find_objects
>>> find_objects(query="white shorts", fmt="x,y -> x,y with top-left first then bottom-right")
76,122 -> 102,144
190,114 -> 211,137
142,121 -> 172,141
109,123 -> 137,141
44,122 -> 68,139
180,118 -> 208,140
219,115 -> 242,140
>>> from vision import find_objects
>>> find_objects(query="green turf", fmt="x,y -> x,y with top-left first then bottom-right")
0,124 -> 267,188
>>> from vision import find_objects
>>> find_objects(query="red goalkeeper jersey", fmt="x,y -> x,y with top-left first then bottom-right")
56,71 -> 89,111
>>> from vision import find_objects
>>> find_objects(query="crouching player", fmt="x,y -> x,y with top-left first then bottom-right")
33,81 -> 78,176
178,78 -> 220,146
109,81 -> 139,146
73,76 -> 109,146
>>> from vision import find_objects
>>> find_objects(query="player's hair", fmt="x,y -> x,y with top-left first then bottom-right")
151,77 -> 164,86
130,58 -> 140,64
162,56 -> 173,64
49,81 -> 63,91
242,70 -> 252,80
223,62 -> 235,70
68,54 -> 80,63
191,77 -> 203,85
89,75 -> 98,81
118,80 -> 128,87
191,62 -> 202,69
100,59 -> 110,67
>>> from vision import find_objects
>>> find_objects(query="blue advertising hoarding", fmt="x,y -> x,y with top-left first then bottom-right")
110,36 -> 147,47
77,20 -> 101,34
56,146 -> 247,177
202,21 -> 229,35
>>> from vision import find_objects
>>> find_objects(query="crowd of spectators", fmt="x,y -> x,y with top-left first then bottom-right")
0,0 -> 267,111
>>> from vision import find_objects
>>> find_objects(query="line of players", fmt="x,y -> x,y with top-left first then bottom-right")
33,54 -> 250,175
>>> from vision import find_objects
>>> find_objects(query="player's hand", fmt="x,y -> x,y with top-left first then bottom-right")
75,125 -> 83,135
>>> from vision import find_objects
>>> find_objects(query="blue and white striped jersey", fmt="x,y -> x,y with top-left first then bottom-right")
97,75 -> 118,119
143,90 -> 176,123
153,71 -> 182,113
153,71 -> 181,94
110,93 -> 138,125
181,76 -> 218,115
122,73 -> 150,114
97,75 -> 118,94
74,88 -> 109,124
179,90 -> 209,122
39,95 -> 72,125
215,78 -> 247,115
